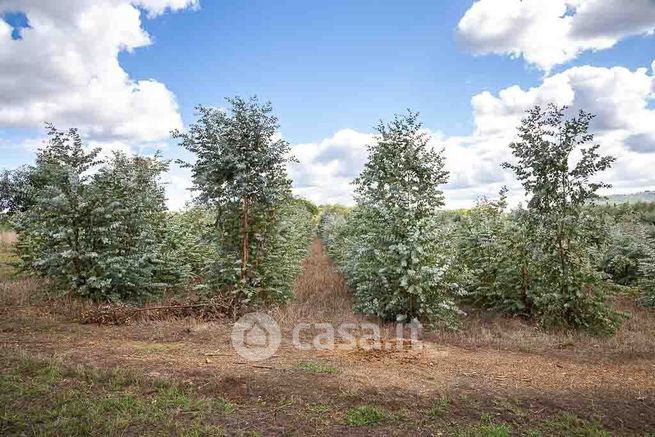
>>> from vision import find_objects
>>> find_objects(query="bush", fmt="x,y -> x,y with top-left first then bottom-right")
456,195 -> 533,315
258,198 -> 314,303
15,126 -> 172,302
156,207 -> 215,289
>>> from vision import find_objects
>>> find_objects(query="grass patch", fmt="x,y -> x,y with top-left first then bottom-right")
306,403 -> 331,414
427,396 -> 452,418
455,414 -> 511,437
0,351 -> 233,436
528,412 -> 611,436
295,361 -> 339,374
345,405 -> 387,426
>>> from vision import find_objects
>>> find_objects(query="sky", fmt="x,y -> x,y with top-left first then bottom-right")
1,0 -> 655,209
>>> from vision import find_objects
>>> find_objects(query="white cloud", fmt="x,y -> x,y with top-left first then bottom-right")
288,129 -> 374,205
457,0 -> 655,71
163,163 -> 194,210
290,60 -> 655,208
0,0 -> 196,142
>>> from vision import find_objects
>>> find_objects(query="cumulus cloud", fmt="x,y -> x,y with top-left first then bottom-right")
0,0 -> 196,143
288,129 -> 374,205
290,60 -> 655,208
457,0 -> 655,71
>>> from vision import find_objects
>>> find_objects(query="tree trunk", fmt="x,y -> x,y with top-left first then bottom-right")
521,262 -> 530,312
240,197 -> 250,285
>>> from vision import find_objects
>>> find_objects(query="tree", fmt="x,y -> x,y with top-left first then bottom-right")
174,97 -> 306,303
635,222 -> 655,307
87,151 -> 171,301
0,165 -> 40,218
503,104 -> 621,332
343,111 -> 462,326
15,124 -> 103,292
15,125 -> 172,302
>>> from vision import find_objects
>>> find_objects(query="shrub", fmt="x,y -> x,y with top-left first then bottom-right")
15,126 -> 172,302
456,193 -> 533,315
155,207 -> 215,289
257,198 -> 314,303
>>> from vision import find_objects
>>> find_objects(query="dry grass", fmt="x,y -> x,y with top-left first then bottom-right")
278,238 -> 655,361
274,238 -> 357,328
1,237 -> 654,434
0,276 -> 50,307
429,298 -> 655,361
0,230 -> 44,307
0,229 -> 17,249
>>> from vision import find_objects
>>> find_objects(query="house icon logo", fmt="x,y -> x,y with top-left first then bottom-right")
231,312 -> 281,361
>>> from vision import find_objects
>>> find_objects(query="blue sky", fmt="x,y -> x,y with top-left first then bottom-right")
120,0 -> 516,141
1,0 -> 655,208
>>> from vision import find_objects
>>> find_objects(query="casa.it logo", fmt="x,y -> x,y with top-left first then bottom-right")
231,312 -> 281,361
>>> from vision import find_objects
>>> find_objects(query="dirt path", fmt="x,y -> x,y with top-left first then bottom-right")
1,239 -> 654,435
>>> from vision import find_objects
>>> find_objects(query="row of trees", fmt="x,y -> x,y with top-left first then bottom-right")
319,105 -> 651,333
2,98 -> 653,334
1,98 -> 314,305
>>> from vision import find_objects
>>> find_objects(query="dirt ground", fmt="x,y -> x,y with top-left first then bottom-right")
1,237 -> 654,435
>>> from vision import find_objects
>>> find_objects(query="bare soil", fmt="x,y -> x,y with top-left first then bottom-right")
1,238 -> 654,435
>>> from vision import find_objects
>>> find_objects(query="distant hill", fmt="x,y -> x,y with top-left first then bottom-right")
597,191 -> 655,204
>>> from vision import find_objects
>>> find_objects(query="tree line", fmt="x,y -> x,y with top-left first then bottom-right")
1,98 -> 653,335
318,104 -> 655,334
1,98 -> 313,305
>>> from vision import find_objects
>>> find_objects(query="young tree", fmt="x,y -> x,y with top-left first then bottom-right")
345,111 -> 462,326
15,126 -> 172,302
636,224 -> 655,307
87,151 -> 171,301
0,165 -> 41,218
503,104 -> 620,332
174,97 -> 304,303
16,125 -> 103,292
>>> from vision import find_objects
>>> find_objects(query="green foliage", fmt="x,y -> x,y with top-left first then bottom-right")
295,197 -> 319,216
0,165 -> 39,218
257,198 -> 313,303
592,201 -> 655,307
345,405 -> 386,426
599,217 -> 649,285
156,207 -> 215,289
14,125 -> 172,302
174,97 -> 311,304
325,112 -> 463,327
636,226 -> 655,307
456,191 -> 533,315
502,105 -> 620,333
317,204 -> 350,263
